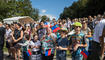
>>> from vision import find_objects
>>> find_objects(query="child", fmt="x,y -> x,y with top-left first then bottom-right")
30,34 -> 41,60
18,34 -> 30,60
68,22 -> 87,60
56,28 -> 69,60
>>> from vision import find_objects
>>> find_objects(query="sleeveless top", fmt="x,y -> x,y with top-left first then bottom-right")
13,29 -> 23,44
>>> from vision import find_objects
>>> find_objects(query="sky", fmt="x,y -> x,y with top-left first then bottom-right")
30,0 -> 78,20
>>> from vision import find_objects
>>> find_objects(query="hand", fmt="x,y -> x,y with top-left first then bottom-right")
55,46 -> 59,50
34,46 -> 37,48
42,35 -> 46,39
13,39 -> 17,43
58,46 -> 63,50
73,44 -> 80,51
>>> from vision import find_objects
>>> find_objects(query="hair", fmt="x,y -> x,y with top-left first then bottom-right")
33,33 -> 38,38
13,22 -> 17,24
6,24 -> 10,28
25,34 -> 30,40
16,23 -> 21,27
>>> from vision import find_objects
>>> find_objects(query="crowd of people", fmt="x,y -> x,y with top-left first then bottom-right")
0,13 -> 105,60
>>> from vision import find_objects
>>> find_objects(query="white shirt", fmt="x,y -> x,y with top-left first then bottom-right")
67,20 -> 71,28
6,29 -> 12,40
93,19 -> 105,43
30,40 -> 41,52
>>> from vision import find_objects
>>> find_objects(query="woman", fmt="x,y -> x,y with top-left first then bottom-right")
24,24 -> 31,36
12,23 -> 23,60
81,21 -> 92,51
81,21 -> 92,60
41,27 -> 56,60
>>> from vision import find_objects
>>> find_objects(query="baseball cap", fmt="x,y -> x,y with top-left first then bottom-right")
74,22 -> 82,27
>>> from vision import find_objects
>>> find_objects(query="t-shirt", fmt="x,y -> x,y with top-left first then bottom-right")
6,29 -> 12,41
93,19 -> 105,43
30,40 -> 41,52
69,33 -> 86,56
56,37 -> 69,56
56,37 -> 69,48
41,34 -> 56,54
37,28 -> 46,40
81,27 -> 91,35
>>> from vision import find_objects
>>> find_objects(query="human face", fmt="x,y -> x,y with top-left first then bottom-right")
6,25 -> 9,29
34,35 -> 38,41
82,23 -> 87,28
16,24 -> 20,29
40,22 -> 44,28
75,26 -> 81,32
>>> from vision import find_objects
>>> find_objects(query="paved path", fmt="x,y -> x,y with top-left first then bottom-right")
4,52 -> 72,60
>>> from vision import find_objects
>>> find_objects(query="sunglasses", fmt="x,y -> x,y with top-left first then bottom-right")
75,26 -> 81,28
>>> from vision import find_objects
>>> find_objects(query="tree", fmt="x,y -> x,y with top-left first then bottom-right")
0,0 -> 39,21
41,15 -> 48,22
60,0 -> 105,19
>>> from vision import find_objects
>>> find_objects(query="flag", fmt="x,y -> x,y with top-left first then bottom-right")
26,49 -> 32,56
88,37 -> 93,40
44,22 -> 49,27
80,48 -> 89,59
28,49 -> 32,55
51,24 -> 60,32
26,51 -> 30,56
45,49 -> 51,56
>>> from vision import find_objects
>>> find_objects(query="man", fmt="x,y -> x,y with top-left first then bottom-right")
99,14 -> 105,60
93,14 -> 102,29
88,16 -> 94,30
37,21 -> 47,40
87,14 -> 105,60
0,22 -> 5,60
69,22 -> 87,60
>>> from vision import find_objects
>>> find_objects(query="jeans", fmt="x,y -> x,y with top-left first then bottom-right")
56,54 -> 66,60
56,50 -> 66,60
72,56 -> 83,60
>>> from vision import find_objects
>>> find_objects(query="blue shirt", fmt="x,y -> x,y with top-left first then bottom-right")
56,37 -> 69,56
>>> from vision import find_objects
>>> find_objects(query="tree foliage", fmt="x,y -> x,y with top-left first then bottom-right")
41,15 -> 49,22
0,0 -> 39,21
60,0 -> 105,19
